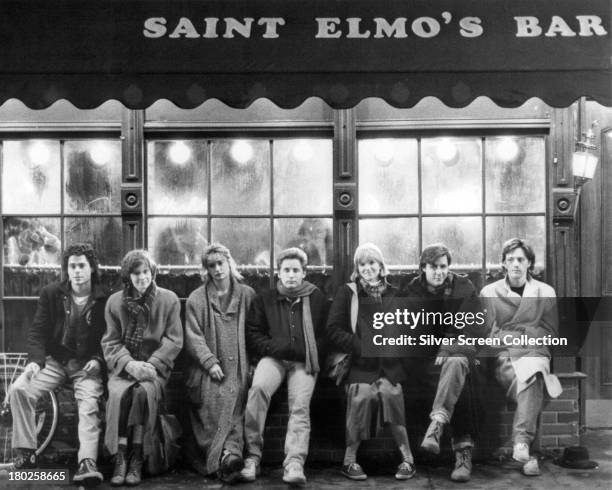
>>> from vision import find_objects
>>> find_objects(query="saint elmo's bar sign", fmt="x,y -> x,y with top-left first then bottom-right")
0,0 -> 609,109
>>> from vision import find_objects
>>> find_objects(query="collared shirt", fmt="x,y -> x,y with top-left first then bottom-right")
277,295 -> 306,360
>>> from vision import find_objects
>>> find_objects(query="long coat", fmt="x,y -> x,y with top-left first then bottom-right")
102,286 -> 183,457
183,279 -> 255,475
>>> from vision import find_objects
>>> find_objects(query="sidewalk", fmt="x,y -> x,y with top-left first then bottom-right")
3,429 -> 610,489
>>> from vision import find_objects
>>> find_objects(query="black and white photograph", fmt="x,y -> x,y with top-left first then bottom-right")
0,1 -> 610,489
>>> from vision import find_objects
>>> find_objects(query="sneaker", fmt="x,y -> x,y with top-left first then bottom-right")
395,461 -> 416,480
12,448 -> 37,470
239,457 -> 260,482
421,419 -> 444,454
522,457 -> 541,476
512,442 -> 530,463
451,448 -> 472,482
73,458 -> 103,484
219,451 -> 244,483
283,462 -> 306,486
125,450 -> 143,487
341,462 -> 367,481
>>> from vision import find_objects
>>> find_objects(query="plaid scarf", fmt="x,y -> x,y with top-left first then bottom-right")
359,278 -> 386,303
122,282 -> 157,361
422,271 -> 455,297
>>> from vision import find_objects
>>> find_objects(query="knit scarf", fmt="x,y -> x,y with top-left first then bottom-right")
122,282 -> 157,361
359,278 -> 386,303
421,271 -> 455,297
276,280 -> 319,375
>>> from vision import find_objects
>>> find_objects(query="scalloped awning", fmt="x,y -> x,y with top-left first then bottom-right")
1,0 -> 610,109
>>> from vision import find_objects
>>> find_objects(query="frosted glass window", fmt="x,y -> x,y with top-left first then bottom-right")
211,140 -> 270,214
64,140 -> 122,213
422,217 -> 482,268
65,217 -> 122,266
147,141 -> 208,215
359,218 -> 419,268
486,216 -> 546,272
273,139 -> 332,214
421,138 -> 482,213
2,141 -> 61,214
3,217 -> 61,266
485,137 -> 546,212
211,218 -> 270,267
274,218 -> 333,267
358,139 -> 418,214
148,218 -> 208,266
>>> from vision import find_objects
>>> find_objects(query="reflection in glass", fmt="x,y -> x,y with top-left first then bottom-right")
211,218 -> 270,267
422,217 -> 482,268
211,140 -> 270,214
485,137 -> 546,212
273,139 -> 333,214
2,141 -> 61,213
422,138 -> 482,213
64,140 -> 122,213
3,217 -> 61,266
359,218 -> 419,268
65,217 -> 122,266
275,218 -> 333,267
148,218 -> 208,266
358,139 -> 418,214
147,140 -> 208,215
486,216 -> 546,272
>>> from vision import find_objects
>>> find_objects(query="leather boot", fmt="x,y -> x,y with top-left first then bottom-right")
111,445 -> 128,486
125,445 -> 143,486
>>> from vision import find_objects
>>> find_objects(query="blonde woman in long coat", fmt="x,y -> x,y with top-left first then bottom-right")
184,244 -> 255,483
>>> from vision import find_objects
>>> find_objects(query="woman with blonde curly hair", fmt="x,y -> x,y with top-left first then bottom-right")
184,244 -> 255,482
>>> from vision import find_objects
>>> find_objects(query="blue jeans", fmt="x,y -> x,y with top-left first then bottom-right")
244,357 -> 316,467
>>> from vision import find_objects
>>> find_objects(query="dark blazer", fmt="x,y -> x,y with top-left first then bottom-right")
326,282 -> 406,385
28,280 -> 109,369
246,287 -> 329,363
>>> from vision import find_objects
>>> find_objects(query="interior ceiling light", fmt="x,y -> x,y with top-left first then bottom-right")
90,142 -> 112,166
292,140 -> 314,162
169,141 -> 191,165
231,140 -> 254,164
435,138 -> 458,164
496,138 -> 520,161
374,139 -> 394,167
28,141 -> 51,166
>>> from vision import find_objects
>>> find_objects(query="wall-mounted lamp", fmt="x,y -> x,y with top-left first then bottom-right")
554,121 -> 600,223
572,121 -> 599,190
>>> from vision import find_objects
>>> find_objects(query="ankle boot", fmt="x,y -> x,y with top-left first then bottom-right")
125,445 -> 143,486
451,447 -> 473,482
111,445 -> 128,486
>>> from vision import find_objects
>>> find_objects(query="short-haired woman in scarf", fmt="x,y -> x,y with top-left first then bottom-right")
183,244 -> 255,482
326,243 -> 415,481
102,250 -> 183,486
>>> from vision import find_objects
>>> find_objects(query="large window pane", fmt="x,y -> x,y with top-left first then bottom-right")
147,140 -> 208,215
211,140 -> 270,214
485,137 -> 546,212
65,217 -> 122,266
359,218 -> 419,268
421,138 -> 482,213
273,139 -> 332,214
486,216 -> 546,272
422,217 -> 482,268
274,218 -> 333,267
358,139 -> 418,214
148,218 -> 208,266
3,217 -> 61,266
211,218 -> 270,267
64,140 -> 122,213
2,141 -> 61,213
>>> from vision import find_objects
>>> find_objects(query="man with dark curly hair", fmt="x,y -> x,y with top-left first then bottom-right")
10,242 -> 108,484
